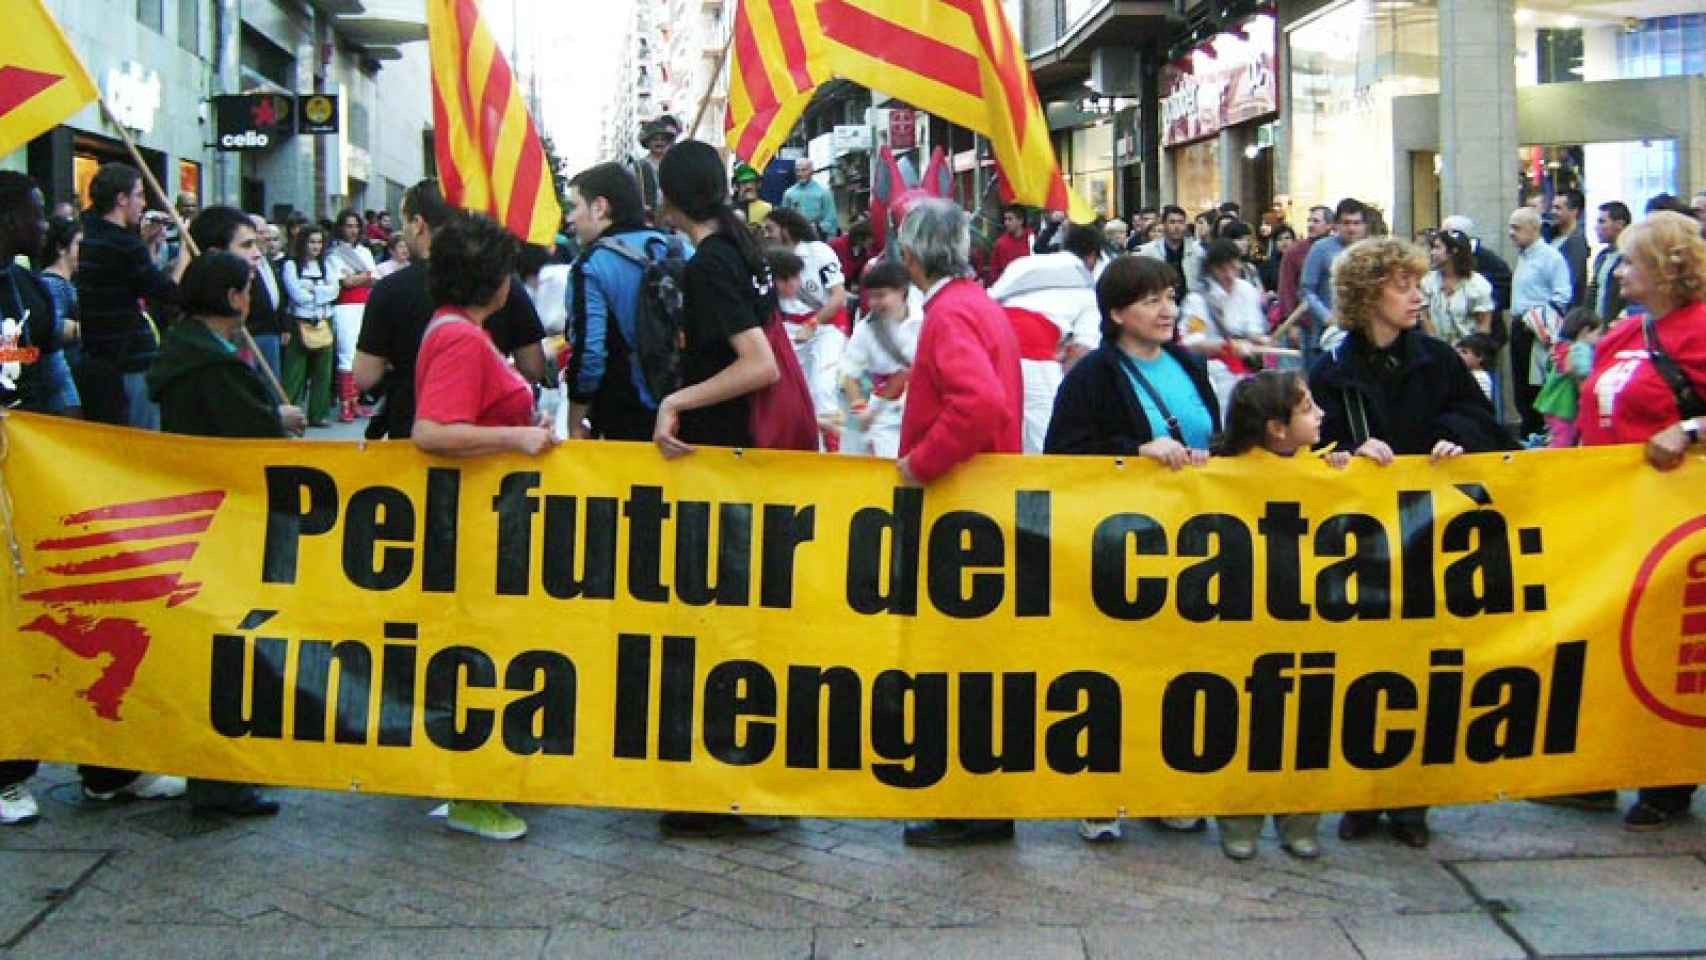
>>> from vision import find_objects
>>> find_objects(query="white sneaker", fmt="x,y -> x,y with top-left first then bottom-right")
0,783 -> 39,824
83,774 -> 187,802
1156,816 -> 1207,832
1079,818 -> 1122,842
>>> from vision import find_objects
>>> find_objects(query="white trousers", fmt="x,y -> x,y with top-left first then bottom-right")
1020,358 -> 1064,454
332,303 -> 364,374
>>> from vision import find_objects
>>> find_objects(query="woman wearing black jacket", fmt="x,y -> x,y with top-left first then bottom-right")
1309,237 -> 1512,465
1045,254 -> 1220,464
1308,237 -> 1512,850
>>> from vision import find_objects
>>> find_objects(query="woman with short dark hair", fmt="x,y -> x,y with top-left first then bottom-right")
1045,254 -> 1219,467
410,212 -> 557,843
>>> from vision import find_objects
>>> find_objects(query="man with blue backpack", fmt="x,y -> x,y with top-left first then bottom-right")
565,162 -> 691,441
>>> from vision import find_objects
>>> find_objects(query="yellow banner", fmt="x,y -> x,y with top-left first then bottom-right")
2,413 -> 1703,817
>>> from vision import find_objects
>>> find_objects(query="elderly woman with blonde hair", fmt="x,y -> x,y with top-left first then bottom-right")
1308,236 -> 1515,848
1577,209 -> 1706,831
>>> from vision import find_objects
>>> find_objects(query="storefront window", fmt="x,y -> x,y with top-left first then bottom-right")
178,160 -> 201,201
1069,122 -> 1115,219
1516,7 -> 1705,86
1172,139 -> 1220,218
1286,0 -> 1439,228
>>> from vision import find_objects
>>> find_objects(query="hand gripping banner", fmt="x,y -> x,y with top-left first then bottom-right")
1,413 -> 1703,818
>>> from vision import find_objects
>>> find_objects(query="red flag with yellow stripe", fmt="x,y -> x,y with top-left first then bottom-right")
0,1 -> 100,160
725,0 -> 1093,222
427,0 -> 562,245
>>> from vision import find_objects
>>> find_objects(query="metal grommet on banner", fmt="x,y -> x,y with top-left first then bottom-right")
1113,458 -> 1126,470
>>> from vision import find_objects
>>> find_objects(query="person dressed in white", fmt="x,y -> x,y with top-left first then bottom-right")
764,207 -> 848,442
326,209 -> 378,421
838,261 -> 920,457
988,223 -> 1105,452
1180,239 -> 1270,410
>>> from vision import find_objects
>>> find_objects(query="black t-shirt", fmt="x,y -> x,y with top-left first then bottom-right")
0,265 -> 61,412
356,261 -> 544,438
679,231 -> 768,447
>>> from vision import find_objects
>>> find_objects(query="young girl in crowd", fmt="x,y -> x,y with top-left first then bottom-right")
1454,333 -> 1498,404
1533,307 -> 1604,448
837,260 -> 919,458
1211,370 -> 1349,860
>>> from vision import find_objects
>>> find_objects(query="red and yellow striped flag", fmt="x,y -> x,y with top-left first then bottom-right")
725,0 -> 1093,222
0,1 -> 100,160
427,0 -> 561,245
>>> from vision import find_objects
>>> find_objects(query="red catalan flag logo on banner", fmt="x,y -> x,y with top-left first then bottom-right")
20,490 -> 226,721
426,0 -> 562,245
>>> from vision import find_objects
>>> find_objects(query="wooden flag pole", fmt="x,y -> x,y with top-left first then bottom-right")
97,98 -> 291,406
688,28 -> 737,140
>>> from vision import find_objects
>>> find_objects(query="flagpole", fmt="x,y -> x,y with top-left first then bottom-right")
688,27 -> 736,141
96,98 -> 291,406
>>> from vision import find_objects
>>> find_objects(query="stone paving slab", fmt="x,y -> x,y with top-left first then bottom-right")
814,927 -> 1086,959
542,928 -> 811,959
1,768 -> 1705,958
1337,912 -> 1527,960
0,850 -> 105,950
4,922 -> 552,959
1082,919 -> 1361,959
1454,854 -> 1706,958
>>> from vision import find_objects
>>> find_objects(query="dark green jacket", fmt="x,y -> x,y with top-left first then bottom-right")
145,319 -> 284,439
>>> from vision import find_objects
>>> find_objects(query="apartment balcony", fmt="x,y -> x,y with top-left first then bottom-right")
314,0 -> 429,62
1026,0 -> 1173,92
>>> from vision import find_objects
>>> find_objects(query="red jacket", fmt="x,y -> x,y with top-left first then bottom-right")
899,278 -> 1024,483
1277,236 -> 1313,321
989,231 -> 1033,285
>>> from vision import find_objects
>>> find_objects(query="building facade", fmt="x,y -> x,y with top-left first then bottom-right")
1279,0 -> 1706,252
5,0 -> 431,223
603,0 -> 734,168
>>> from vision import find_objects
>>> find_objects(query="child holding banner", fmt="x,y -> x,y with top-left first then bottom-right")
1210,370 -> 1350,860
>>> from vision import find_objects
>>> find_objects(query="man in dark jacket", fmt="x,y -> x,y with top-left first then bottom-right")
75,163 -> 189,428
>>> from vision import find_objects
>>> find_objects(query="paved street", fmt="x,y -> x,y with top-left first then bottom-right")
2,768 -> 1703,959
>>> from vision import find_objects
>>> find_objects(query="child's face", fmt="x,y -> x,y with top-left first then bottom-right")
1269,387 -> 1325,452
865,285 -> 906,319
1456,346 -> 1483,371
776,274 -> 803,300
1580,325 -> 1604,346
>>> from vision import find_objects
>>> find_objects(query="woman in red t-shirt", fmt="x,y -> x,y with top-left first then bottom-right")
1577,210 -> 1706,831
412,215 -> 556,460
411,214 -> 555,843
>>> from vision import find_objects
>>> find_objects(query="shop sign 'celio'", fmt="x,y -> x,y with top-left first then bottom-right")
213,93 -> 340,151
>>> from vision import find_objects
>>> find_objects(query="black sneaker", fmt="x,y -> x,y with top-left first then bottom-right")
901,819 -> 1015,847
658,812 -> 779,839
1624,801 -> 1689,832
1528,791 -> 1619,812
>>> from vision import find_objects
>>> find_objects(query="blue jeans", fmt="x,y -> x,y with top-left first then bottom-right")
251,333 -> 282,386
122,371 -> 159,431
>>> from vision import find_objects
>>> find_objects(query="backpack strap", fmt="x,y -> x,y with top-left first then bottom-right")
1643,313 -> 1706,419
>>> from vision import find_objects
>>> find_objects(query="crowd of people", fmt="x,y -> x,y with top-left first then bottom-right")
2,143 -> 1704,858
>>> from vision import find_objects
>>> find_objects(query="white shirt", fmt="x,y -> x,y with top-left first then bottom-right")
988,252 -> 1101,354
779,240 -> 844,317
1420,270 -> 1494,344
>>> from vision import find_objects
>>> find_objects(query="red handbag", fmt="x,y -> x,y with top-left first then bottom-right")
747,311 -> 819,451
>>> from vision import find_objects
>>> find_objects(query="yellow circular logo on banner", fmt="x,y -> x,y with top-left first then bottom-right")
303,95 -> 335,126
